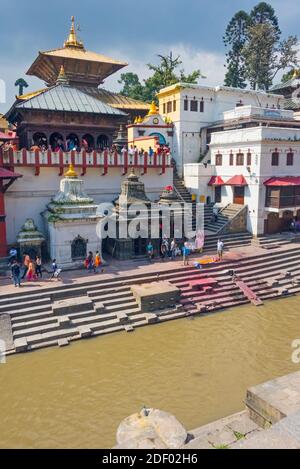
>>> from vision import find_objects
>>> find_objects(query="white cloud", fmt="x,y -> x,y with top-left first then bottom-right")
104,44 -> 226,92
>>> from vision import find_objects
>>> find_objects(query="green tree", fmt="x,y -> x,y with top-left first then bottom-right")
118,52 -> 203,103
223,10 -> 251,88
243,23 -> 298,90
250,1 -> 281,39
118,73 -> 144,101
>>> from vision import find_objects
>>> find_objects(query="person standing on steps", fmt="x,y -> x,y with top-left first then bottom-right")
160,242 -> 167,262
11,259 -> 21,287
86,251 -> 95,273
35,256 -> 43,278
182,241 -> 190,266
147,241 -> 154,262
94,251 -> 102,273
21,253 -> 30,279
217,238 -> 224,262
170,239 -> 177,260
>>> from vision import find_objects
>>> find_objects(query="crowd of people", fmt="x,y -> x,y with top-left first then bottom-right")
28,139 -> 171,157
84,251 -> 103,274
9,250 -> 44,287
8,238 -> 225,287
146,237 -> 224,265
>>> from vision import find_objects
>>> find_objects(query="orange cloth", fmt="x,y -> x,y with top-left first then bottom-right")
95,254 -> 101,267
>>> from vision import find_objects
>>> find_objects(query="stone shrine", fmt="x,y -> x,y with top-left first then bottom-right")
43,164 -> 103,268
104,170 -> 160,259
17,218 -> 46,259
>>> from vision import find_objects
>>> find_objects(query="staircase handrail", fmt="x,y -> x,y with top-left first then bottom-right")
218,204 -> 248,234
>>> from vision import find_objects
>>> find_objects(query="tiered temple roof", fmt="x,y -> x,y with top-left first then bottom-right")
27,16 -> 127,87
7,16 -> 150,121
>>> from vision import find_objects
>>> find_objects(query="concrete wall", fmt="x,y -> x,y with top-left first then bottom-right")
5,167 -> 172,244
158,83 -> 284,173
208,125 -> 300,235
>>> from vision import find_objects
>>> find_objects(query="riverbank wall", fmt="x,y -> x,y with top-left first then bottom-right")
114,371 -> 300,449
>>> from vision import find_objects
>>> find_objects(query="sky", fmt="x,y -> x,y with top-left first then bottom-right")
0,0 -> 300,114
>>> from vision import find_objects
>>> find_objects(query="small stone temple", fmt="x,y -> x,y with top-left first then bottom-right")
104,170 -> 160,259
17,218 -> 46,259
43,164 -> 103,267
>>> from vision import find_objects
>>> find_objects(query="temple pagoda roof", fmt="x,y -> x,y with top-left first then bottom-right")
16,85 -> 150,113
12,83 -> 126,116
26,16 -> 127,87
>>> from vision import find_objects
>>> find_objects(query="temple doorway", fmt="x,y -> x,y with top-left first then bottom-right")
233,186 -> 245,205
264,213 -> 281,234
214,186 -> 222,203
97,134 -> 109,150
71,236 -> 87,261
32,132 -> 47,148
50,133 -> 64,151
67,134 -> 79,151
134,237 -> 147,256
282,210 -> 294,231
82,134 -> 94,151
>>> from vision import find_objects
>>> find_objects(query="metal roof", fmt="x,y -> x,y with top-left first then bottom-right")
270,78 -> 300,92
15,84 -> 127,116
77,86 -> 150,110
283,97 -> 300,110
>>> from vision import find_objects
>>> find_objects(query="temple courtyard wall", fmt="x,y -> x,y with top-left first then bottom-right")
5,166 -> 173,245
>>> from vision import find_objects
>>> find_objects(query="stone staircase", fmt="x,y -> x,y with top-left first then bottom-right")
205,203 -> 246,234
2,243 -> 300,354
251,233 -> 300,250
173,172 -> 214,232
204,232 -> 252,251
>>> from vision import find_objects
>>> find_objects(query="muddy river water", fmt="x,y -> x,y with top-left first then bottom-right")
0,296 -> 299,448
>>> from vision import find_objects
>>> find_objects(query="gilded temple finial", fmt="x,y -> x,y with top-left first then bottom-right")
148,101 -> 158,116
64,16 -> 84,50
56,65 -> 69,84
292,69 -> 300,79
64,163 -> 78,178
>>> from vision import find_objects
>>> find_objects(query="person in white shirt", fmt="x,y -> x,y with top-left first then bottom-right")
217,239 -> 224,261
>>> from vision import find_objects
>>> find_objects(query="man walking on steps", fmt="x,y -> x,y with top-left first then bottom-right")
217,238 -> 224,262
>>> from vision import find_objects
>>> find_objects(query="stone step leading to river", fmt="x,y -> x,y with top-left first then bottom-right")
2,244 -> 300,354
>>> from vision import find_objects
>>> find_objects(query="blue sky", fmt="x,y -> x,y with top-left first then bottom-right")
0,0 -> 299,113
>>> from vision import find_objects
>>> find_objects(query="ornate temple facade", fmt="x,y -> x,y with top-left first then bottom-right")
6,17 -> 150,151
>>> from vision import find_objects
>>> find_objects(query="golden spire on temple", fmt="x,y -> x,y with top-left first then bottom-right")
64,16 -> 84,50
148,101 -> 158,115
56,65 -> 69,84
64,163 -> 78,178
292,69 -> 300,79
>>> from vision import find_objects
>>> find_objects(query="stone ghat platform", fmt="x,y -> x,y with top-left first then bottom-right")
2,243 -> 300,354
113,371 -> 300,449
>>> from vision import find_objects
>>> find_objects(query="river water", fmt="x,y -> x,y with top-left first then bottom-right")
0,296 -> 299,448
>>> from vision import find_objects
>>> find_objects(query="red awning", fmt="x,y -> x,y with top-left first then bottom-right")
208,176 -> 225,186
264,177 -> 300,186
225,175 -> 248,186
0,167 -> 22,179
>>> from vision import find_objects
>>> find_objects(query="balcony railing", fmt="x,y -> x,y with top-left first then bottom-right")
0,148 -> 171,176
266,195 -> 300,208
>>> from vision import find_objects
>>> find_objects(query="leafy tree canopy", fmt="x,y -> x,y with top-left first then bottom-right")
118,52 -> 203,103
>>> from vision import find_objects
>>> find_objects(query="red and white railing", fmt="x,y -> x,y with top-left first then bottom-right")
0,148 -> 172,176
